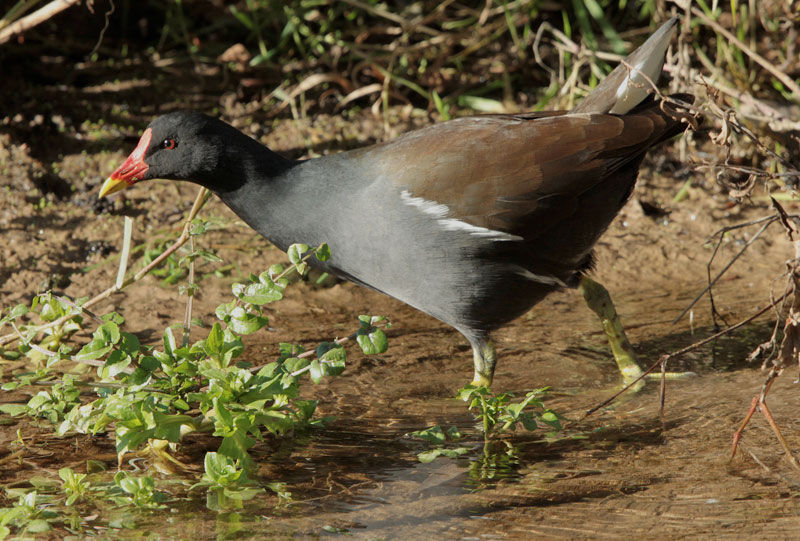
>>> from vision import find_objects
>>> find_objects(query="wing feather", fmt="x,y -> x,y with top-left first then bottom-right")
355,101 -> 682,242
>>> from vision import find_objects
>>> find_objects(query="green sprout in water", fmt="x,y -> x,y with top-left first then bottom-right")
410,386 -> 563,480
460,385 -> 563,480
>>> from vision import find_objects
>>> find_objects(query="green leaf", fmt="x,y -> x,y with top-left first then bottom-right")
218,430 -> 256,467
410,425 -> 446,444
163,327 -> 177,358
310,347 -> 345,381
95,321 -> 120,345
315,243 -> 331,261
26,519 -> 52,533
230,6 -> 254,30
310,352 -> 346,382
189,219 -> 207,235
212,398 -> 234,432
0,404 -> 28,416
418,447 -> 469,463
293,399 -> 317,420
116,426 -> 155,455
356,327 -> 387,355
215,300 -> 236,322
505,402 -> 525,419
278,343 -> 305,361
101,311 -> 125,325
174,398 -> 190,410
540,410 -> 562,429
238,281 -> 283,305
519,414 -> 538,431
75,339 -> 113,361
101,349 -> 130,378
287,243 -> 311,265
319,345 -> 345,365
9,303 -> 29,320
119,332 -> 140,356
256,362 -> 280,378
227,307 -> 268,335
541,411 -> 558,422
457,384 -> 488,402
417,449 -> 444,463
153,412 -> 195,442
206,323 -> 224,357
282,357 -> 309,373
139,355 -> 160,372
309,359 -> 324,384
203,452 -> 244,486
258,410 -> 294,435
432,90 -> 450,120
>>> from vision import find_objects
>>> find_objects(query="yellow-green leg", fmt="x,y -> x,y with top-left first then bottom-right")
471,340 -> 496,387
578,276 -> 644,382
578,276 -> 694,384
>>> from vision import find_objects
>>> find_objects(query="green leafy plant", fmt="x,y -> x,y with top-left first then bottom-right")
408,386 -> 562,479
110,472 -> 168,509
461,386 -> 562,479
0,490 -> 58,537
458,385 -> 562,442
0,239 -> 390,527
409,425 -> 469,463
59,467 -> 90,506
190,452 -> 267,511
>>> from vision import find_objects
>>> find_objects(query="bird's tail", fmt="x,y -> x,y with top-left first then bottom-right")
572,16 -> 679,115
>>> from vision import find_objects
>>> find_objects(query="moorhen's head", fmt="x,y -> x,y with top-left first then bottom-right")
99,112 -> 266,197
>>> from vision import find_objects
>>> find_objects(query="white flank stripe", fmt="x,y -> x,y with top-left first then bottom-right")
517,268 -> 567,287
400,190 -> 521,241
400,189 -> 449,218
438,219 -> 522,241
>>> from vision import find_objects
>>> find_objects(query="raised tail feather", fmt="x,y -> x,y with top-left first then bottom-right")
572,16 -> 679,115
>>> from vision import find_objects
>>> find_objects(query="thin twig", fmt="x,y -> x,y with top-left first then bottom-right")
88,0 -> 114,58
0,0 -> 80,45
674,217 -> 777,324
744,446 -> 800,489
182,235 -> 195,348
54,295 -> 103,324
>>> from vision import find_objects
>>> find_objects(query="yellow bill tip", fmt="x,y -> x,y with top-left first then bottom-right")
98,176 -> 128,198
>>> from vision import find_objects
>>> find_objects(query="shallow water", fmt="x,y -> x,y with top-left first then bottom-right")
99,278 -> 800,540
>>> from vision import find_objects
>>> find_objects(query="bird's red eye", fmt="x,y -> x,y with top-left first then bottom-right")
161,138 -> 176,150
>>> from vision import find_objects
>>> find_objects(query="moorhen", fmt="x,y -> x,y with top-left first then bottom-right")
100,18 -> 690,387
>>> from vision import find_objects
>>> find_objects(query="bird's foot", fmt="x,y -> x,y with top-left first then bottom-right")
579,276 -> 697,387
470,340 -> 496,388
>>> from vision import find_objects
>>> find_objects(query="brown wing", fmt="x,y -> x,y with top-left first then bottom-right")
358,102 -> 680,240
